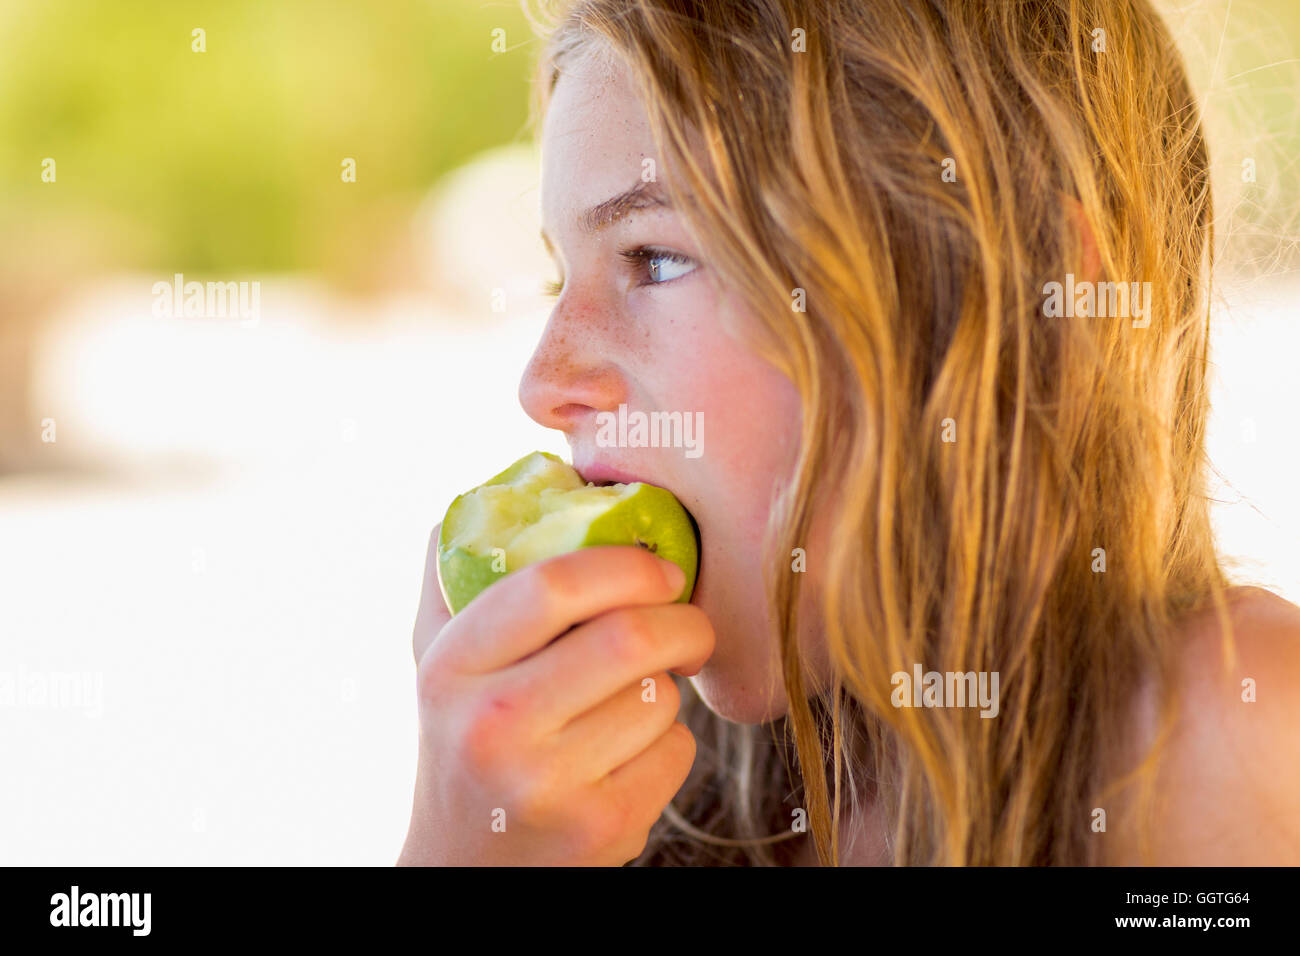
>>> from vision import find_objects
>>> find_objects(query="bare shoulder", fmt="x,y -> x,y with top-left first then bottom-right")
1106,586 -> 1300,865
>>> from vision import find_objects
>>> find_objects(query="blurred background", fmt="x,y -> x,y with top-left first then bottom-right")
0,0 -> 1297,864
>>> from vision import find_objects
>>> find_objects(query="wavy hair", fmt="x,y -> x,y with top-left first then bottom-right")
525,0 -> 1237,865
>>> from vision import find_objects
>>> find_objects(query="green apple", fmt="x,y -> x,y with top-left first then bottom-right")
436,451 -> 699,615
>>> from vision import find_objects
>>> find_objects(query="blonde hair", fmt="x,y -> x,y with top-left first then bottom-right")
526,0 -> 1239,865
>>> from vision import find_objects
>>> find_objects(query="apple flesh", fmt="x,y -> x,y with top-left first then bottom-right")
437,451 -> 699,615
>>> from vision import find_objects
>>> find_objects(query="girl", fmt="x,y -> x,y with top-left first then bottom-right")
400,0 -> 1300,866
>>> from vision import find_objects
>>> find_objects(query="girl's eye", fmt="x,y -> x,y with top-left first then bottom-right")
620,246 -> 696,286
540,245 -> 697,298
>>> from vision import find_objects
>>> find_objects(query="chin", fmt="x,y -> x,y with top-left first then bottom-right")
688,667 -> 790,725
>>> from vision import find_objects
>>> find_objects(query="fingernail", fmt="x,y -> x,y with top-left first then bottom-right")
659,558 -> 686,594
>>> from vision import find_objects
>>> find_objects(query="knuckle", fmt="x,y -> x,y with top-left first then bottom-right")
512,772 -> 567,828
453,722 -> 497,777
511,784 -> 547,825
606,611 -> 655,667
456,697 -> 518,774
528,558 -> 584,612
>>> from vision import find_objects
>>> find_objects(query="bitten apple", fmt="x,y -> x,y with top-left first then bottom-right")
436,451 -> 699,615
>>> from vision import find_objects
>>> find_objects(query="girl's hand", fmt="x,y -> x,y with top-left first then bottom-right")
398,524 -> 714,866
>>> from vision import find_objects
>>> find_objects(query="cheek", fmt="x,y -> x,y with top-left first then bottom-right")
697,348 -> 801,504
645,291 -> 808,723
655,297 -> 802,538
656,297 -> 800,461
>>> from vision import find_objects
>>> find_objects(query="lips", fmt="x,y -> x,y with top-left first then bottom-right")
574,460 -> 647,487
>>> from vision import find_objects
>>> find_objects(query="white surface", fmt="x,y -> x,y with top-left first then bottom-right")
0,280 -> 564,865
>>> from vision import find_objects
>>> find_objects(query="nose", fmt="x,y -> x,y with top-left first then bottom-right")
517,302 -> 627,434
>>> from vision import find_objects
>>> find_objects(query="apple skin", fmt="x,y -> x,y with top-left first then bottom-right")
436,454 -> 699,616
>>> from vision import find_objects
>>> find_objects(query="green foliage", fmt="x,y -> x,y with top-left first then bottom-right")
0,0 -> 535,278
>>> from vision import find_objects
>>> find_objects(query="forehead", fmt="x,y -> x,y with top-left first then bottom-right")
539,52 -> 658,228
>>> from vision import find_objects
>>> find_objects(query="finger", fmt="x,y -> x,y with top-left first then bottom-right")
499,603 -> 713,731
437,545 -> 688,675
598,721 -> 697,835
413,523 -> 453,666
551,672 -> 681,783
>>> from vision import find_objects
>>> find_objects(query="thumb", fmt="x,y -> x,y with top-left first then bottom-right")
412,523 -> 453,666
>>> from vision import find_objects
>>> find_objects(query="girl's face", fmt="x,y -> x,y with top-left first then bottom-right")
521,51 -> 809,724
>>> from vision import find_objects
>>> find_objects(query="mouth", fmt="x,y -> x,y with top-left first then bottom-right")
575,461 -> 645,487
575,461 -> 702,566
577,465 -> 702,584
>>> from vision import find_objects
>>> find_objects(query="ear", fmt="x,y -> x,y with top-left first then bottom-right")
1063,194 -> 1102,283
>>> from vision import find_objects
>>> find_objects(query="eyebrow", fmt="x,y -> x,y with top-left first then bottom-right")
540,179 -> 672,251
